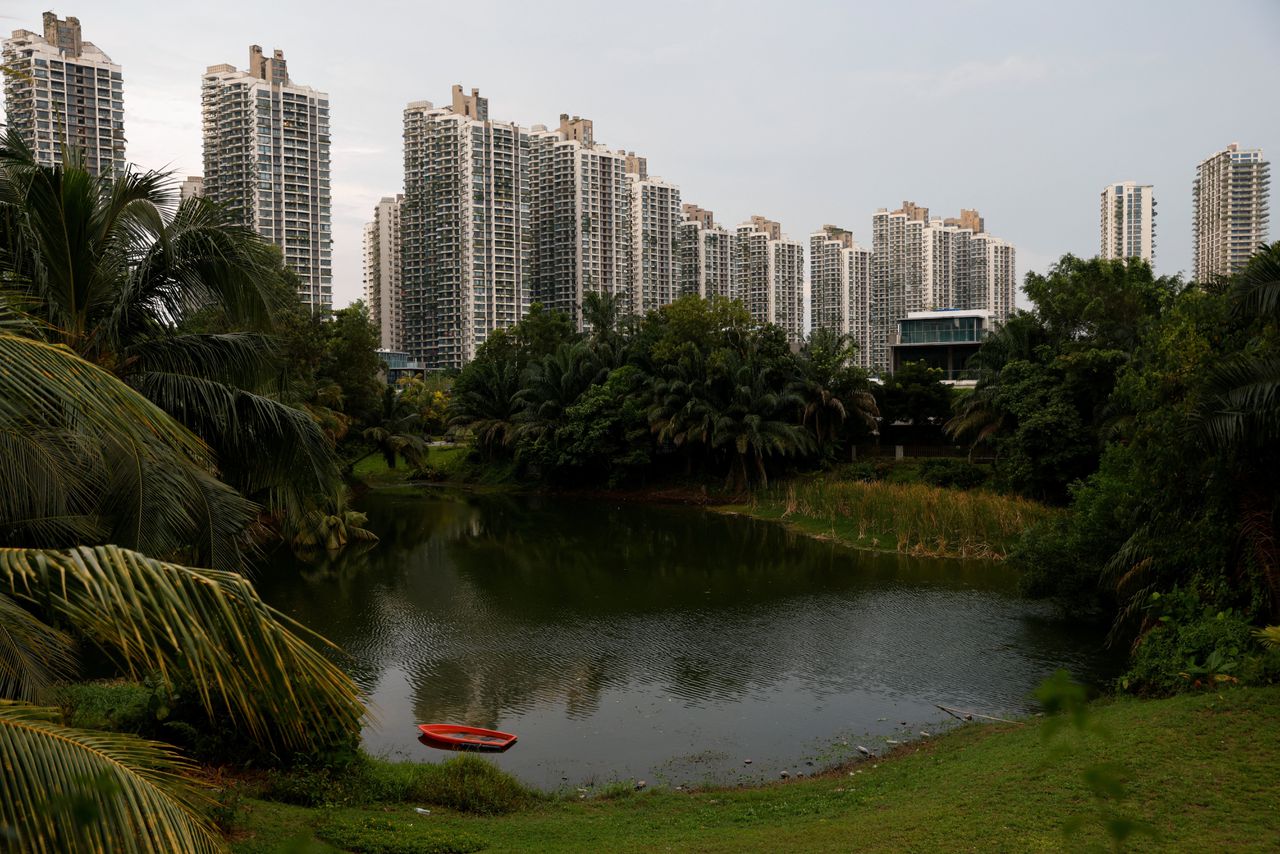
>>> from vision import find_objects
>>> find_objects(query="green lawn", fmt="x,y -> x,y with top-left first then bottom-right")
350,445 -> 471,483
229,686 -> 1280,853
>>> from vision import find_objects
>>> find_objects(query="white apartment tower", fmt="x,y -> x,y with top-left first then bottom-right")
677,204 -> 734,300
2,13 -> 124,175
628,168 -> 681,316
1193,143 -> 1270,283
809,224 -> 872,366
401,88 -> 530,370
1100,182 -> 1156,266
870,204 -> 928,372
363,195 -> 403,351
868,202 -> 1014,373
528,114 -> 631,326
735,216 -> 804,344
202,46 -> 332,309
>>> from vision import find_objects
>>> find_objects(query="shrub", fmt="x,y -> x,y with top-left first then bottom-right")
262,754 -> 538,815
918,458 -> 989,490
1121,590 -> 1259,695
57,680 -> 156,734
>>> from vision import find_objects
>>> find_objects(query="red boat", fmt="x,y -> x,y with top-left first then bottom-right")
417,724 -> 518,752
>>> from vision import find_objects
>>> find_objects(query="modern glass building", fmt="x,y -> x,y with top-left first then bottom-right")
890,309 -> 993,382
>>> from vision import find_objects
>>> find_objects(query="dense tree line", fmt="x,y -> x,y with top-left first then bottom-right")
448,293 -> 887,488
948,250 -> 1280,691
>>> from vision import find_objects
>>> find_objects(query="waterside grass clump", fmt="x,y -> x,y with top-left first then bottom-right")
736,476 -> 1060,560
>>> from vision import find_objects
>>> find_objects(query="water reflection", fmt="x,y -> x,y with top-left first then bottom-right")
257,489 -> 1116,787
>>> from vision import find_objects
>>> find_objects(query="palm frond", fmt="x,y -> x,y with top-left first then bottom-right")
0,595 -> 76,701
0,703 -> 219,854
0,546 -> 365,751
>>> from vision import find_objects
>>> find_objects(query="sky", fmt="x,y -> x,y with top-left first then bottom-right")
3,0 -> 1278,309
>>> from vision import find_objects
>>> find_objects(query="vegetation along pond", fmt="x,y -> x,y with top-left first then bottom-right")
258,489 -> 1118,789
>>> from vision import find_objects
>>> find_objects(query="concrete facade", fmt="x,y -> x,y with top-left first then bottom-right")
1100,181 -> 1156,266
2,13 -> 125,175
363,194 -> 403,351
400,88 -> 530,370
202,46 -> 332,309
1193,143 -> 1270,282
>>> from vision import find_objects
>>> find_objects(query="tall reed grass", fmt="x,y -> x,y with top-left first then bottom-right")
752,478 -> 1058,560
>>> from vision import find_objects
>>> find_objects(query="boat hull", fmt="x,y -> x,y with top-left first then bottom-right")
416,724 -> 518,753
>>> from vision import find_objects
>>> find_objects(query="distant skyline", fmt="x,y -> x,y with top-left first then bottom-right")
2,0 -> 1277,308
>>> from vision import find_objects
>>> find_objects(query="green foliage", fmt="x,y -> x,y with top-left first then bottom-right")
1120,591 -> 1265,695
447,294 -> 857,489
262,754 -> 537,815
878,360 -> 953,428
916,458 -> 988,490
976,245 -> 1280,679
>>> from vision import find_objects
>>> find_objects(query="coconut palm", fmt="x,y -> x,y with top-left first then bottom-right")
0,545 -> 365,852
0,133 -> 345,557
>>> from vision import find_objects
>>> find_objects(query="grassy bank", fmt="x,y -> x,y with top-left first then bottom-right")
228,686 -> 1280,852
721,475 -> 1059,559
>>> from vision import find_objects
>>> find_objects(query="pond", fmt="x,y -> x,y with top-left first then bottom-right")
257,489 -> 1118,789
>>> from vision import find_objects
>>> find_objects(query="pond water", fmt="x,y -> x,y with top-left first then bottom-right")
257,489 -> 1118,789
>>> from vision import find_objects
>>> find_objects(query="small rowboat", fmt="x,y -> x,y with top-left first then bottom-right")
417,724 -> 518,752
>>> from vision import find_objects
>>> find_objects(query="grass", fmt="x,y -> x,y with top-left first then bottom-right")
227,686 -> 1280,852
723,474 -> 1059,560
350,446 -> 472,485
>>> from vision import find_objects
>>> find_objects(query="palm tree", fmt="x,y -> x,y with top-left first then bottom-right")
945,312 -> 1046,457
515,341 -> 600,442
710,352 -> 812,489
448,356 -> 523,457
793,329 -> 879,453
0,133 -> 346,559
0,544 -> 365,852
1194,243 -> 1280,614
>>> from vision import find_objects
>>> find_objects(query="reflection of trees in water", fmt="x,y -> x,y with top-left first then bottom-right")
259,492 -> 1103,729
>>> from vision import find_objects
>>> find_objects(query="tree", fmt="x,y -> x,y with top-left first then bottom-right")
0,132 -> 348,556
0,545 -> 365,851
794,329 -> 879,454
319,302 -> 384,428
878,361 -> 953,429
709,350 -> 811,489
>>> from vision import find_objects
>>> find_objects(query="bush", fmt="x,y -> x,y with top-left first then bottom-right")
1121,590 -> 1263,695
918,458 -> 989,490
57,680 -> 156,734
262,754 -> 538,815
316,814 -> 486,854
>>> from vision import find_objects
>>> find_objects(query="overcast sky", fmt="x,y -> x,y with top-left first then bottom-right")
4,0 -> 1278,308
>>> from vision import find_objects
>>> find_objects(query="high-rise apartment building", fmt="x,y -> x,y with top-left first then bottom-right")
401,87 -> 530,370
867,201 -> 1014,373
1193,143 -> 1270,282
677,205 -> 734,300
363,195 -> 403,351
735,217 -> 804,344
870,204 -> 927,371
2,13 -> 124,175
202,46 -> 332,309
528,114 -> 631,326
628,171 -> 681,316
809,224 -> 872,365
1100,181 -> 1156,266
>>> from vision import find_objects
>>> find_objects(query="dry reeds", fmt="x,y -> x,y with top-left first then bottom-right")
760,478 -> 1058,560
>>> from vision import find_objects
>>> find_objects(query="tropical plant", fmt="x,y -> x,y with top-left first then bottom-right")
710,350 -> 811,489
0,131 -> 350,550
0,544 -> 365,850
